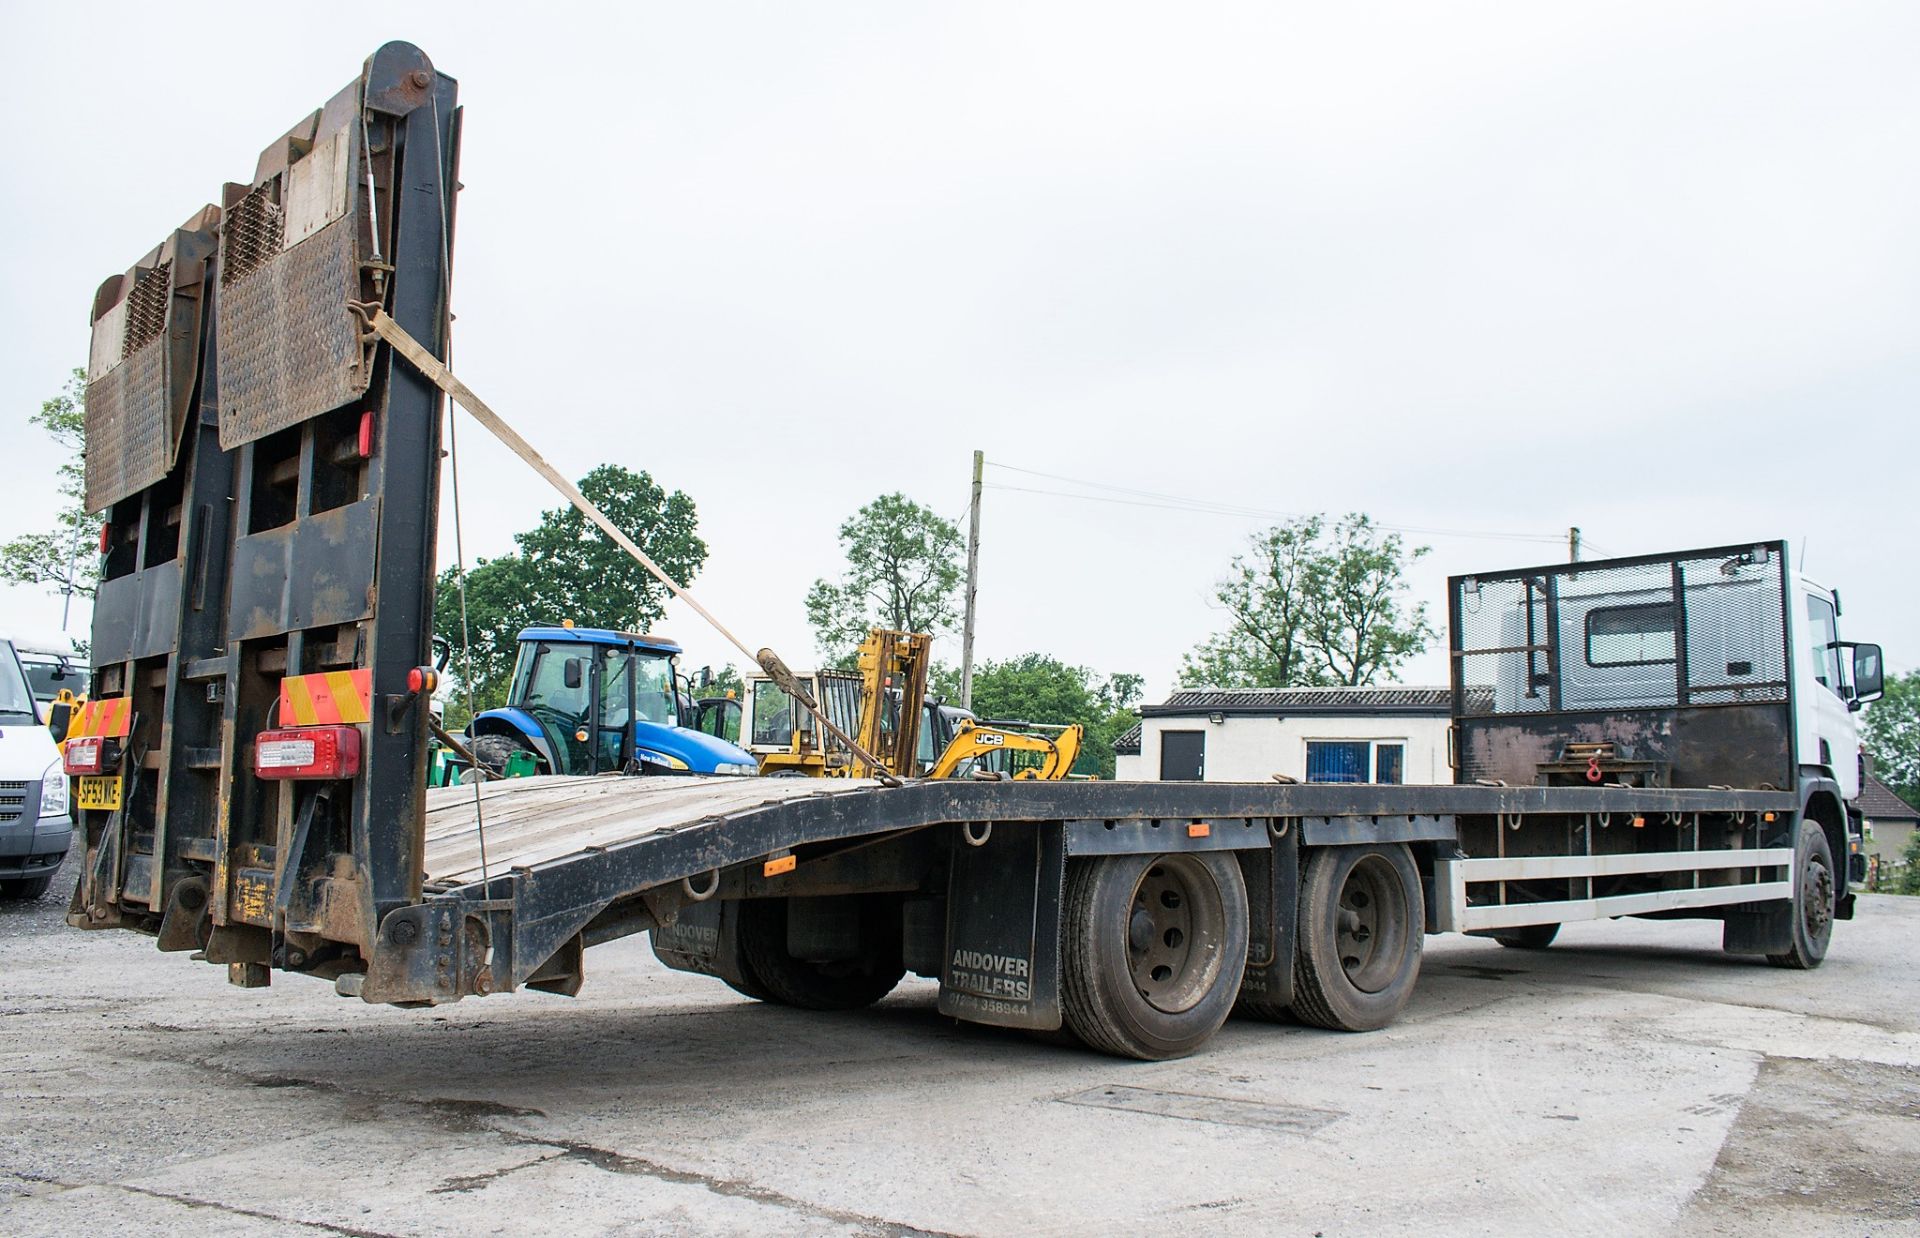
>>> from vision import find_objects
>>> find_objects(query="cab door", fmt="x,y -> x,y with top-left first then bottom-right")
1797,584 -> 1858,798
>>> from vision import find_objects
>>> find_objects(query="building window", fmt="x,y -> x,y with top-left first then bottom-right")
1160,730 -> 1205,781
1306,740 -> 1405,784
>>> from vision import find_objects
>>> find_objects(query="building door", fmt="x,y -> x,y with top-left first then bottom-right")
1160,730 -> 1205,781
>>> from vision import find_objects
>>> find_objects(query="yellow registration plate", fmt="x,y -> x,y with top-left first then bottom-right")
75,776 -> 122,812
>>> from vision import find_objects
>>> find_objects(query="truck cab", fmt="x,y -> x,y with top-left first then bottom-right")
1791,574 -> 1880,802
468,626 -> 759,777
0,629 -> 83,712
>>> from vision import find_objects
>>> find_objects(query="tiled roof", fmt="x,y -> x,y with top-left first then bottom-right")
1860,775 -> 1920,822
1143,686 -> 1452,716
1113,722 -> 1142,755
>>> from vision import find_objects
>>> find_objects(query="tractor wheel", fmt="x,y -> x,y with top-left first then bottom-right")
1290,844 -> 1423,1032
469,734 -> 537,778
1060,853 -> 1249,1060
737,897 -> 904,1011
1767,820 -> 1835,970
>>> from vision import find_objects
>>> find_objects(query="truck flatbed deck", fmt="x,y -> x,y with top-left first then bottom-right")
424,775 -> 1797,895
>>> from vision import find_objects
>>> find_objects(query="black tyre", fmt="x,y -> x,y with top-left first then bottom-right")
1061,853 -> 1249,1060
720,951 -> 777,1003
1767,820 -> 1835,970
1290,844 -> 1423,1032
1491,923 -> 1559,950
737,897 -> 904,1011
0,874 -> 54,901
469,733 -> 538,777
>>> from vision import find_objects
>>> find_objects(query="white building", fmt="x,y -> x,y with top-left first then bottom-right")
1114,687 -> 1452,784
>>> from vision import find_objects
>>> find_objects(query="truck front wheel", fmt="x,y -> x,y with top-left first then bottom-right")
1290,844 -> 1423,1032
1061,853 -> 1249,1060
1766,820 -> 1834,970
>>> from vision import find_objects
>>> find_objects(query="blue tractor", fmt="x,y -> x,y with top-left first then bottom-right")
467,626 -> 759,778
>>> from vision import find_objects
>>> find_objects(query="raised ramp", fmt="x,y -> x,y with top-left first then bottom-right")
423,775 -> 886,886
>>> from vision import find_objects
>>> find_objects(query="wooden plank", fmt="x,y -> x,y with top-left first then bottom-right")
421,775 -> 885,884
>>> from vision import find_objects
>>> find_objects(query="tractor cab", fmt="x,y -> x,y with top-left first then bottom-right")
468,626 -> 759,778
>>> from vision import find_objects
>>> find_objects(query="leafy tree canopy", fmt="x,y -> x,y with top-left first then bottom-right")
807,493 -> 963,664
2,368 -> 103,609
964,653 -> 1142,779
434,464 -> 707,711
1181,513 -> 1433,690
1863,669 -> 1920,806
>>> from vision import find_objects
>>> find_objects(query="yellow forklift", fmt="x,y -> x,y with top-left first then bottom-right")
727,629 -> 1083,780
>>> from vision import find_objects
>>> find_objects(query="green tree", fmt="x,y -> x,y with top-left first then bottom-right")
967,653 -> 1142,779
434,465 -> 708,711
434,555 -> 544,712
2,368 -> 103,610
806,493 -> 963,663
1181,513 -> 1432,689
1862,670 -> 1920,806
1901,830 -> 1920,897
1304,514 -> 1435,686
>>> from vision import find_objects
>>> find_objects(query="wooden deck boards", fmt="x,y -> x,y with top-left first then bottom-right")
421,775 -> 883,885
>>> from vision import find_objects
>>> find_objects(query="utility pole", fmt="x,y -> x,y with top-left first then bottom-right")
59,512 -> 85,631
959,450 -> 983,711
1568,526 -> 1581,563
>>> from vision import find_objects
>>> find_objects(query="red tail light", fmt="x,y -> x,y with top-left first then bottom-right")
98,523 -> 111,554
357,410 -> 375,458
64,736 -> 110,775
255,726 -> 362,780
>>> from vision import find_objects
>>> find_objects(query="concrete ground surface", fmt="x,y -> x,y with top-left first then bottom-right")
3,850 -> 1917,1237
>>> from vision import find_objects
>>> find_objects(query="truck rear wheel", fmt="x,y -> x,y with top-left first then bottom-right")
1766,820 -> 1834,970
1290,844 -> 1422,1032
1061,853 -> 1249,1061
737,897 -> 905,1011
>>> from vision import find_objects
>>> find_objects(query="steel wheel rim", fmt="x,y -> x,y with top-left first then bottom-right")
1803,853 -> 1834,941
1126,856 -> 1225,1014
1337,855 -> 1408,993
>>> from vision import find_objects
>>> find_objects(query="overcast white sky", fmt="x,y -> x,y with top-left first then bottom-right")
2,2 -> 1915,700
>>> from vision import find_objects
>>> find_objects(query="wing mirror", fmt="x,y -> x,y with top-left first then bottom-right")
1849,643 -> 1884,708
563,658 -> 584,690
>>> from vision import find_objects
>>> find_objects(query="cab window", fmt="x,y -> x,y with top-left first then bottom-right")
519,643 -> 590,719
752,685 -> 796,747
1805,594 -> 1841,695
0,643 -> 36,723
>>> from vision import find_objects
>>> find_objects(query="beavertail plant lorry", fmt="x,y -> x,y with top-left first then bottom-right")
64,44 -> 1886,1059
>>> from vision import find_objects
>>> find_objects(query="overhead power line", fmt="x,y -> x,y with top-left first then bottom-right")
982,462 -> 1574,548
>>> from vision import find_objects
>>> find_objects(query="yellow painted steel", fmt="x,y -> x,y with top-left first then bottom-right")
925,720 -> 1085,781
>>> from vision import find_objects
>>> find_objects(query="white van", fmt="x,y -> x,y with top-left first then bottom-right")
0,639 -> 70,900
